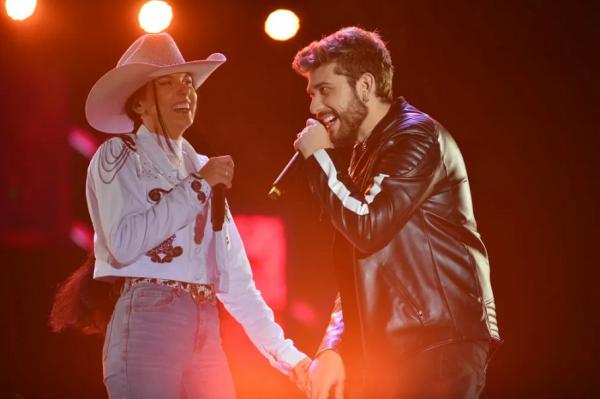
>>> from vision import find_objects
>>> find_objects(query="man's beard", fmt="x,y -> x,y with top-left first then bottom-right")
330,91 -> 368,148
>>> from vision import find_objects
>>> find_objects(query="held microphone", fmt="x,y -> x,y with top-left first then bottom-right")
268,119 -> 321,200
211,183 -> 226,231
268,152 -> 302,200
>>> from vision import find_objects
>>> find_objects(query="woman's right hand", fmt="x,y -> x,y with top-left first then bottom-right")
198,155 -> 234,188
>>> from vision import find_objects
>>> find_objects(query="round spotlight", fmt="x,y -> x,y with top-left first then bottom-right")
265,9 -> 299,41
5,0 -> 37,21
139,0 -> 173,33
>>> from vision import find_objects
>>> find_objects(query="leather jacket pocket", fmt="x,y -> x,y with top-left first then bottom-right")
380,265 -> 425,325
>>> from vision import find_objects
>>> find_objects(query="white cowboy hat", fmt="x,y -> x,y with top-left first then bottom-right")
85,32 -> 226,134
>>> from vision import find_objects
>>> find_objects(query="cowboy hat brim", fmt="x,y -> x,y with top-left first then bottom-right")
85,54 -> 226,134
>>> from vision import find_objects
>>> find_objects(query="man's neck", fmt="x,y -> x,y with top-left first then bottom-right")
357,100 -> 392,143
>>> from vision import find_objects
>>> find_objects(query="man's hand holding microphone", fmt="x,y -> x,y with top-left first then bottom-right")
294,118 -> 334,159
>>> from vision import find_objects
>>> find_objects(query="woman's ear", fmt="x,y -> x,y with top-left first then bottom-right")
129,83 -> 150,117
132,97 -> 144,116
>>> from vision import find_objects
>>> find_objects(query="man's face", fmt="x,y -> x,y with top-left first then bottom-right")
137,72 -> 198,136
306,63 -> 368,147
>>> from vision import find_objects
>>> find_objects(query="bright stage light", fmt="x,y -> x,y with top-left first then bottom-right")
265,9 -> 299,41
139,0 -> 173,33
5,0 -> 37,21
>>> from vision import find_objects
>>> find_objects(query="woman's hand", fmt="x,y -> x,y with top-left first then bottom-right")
198,155 -> 234,188
290,356 -> 312,393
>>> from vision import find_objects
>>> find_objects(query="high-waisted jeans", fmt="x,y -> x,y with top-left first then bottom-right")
103,282 -> 236,399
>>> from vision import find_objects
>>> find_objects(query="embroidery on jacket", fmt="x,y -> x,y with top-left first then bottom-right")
190,174 -> 207,203
147,187 -> 173,204
145,235 -> 183,263
145,186 -> 183,263
185,175 -> 208,244
98,136 -> 136,184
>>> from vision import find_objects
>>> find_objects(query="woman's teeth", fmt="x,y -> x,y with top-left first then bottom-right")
173,102 -> 190,112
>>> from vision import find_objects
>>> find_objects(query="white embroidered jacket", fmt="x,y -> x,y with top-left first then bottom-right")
86,125 -> 306,373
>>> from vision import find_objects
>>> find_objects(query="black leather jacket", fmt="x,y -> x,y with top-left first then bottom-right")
304,98 -> 500,383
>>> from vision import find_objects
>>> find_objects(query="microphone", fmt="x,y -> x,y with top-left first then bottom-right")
211,183 -> 226,231
268,152 -> 302,200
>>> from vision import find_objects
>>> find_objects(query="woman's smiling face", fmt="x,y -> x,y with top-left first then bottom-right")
135,72 -> 197,138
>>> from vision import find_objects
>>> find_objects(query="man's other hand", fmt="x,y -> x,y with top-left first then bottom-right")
307,350 -> 345,399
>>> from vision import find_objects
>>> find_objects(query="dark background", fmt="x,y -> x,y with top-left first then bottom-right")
1,0 -> 598,398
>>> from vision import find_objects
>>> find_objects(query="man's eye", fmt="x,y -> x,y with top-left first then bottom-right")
320,87 -> 330,95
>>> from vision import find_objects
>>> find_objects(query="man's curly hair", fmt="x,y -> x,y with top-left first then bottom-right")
292,27 -> 394,103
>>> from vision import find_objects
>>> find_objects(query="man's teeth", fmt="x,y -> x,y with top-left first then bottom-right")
321,115 -> 337,125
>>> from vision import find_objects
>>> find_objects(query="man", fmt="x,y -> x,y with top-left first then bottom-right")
292,27 -> 501,398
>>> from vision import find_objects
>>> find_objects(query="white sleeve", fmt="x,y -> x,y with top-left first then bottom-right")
216,215 -> 307,375
87,137 -> 211,265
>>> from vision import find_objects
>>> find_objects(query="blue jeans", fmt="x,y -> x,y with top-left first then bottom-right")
103,282 -> 236,399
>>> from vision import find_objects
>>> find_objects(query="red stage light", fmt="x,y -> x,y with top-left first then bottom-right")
234,215 -> 288,310
219,215 -> 290,396
69,221 -> 94,252
68,128 -> 99,159
290,299 -> 319,326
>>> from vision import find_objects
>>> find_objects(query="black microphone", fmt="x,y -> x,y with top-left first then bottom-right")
268,152 -> 302,200
211,183 -> 226,231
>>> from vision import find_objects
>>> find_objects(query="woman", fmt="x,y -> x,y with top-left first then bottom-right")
54,32 -> 309,398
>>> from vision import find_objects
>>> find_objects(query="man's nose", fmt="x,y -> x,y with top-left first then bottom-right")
309,96 -> 322,115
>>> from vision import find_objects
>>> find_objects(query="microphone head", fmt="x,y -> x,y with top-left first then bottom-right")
306,118 -> 319,127
268,186 -> 283,201
267,151 -> 301,200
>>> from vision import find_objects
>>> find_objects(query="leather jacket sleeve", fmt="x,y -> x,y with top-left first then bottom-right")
304,131 -> 443,254
317,292 -> 344,355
